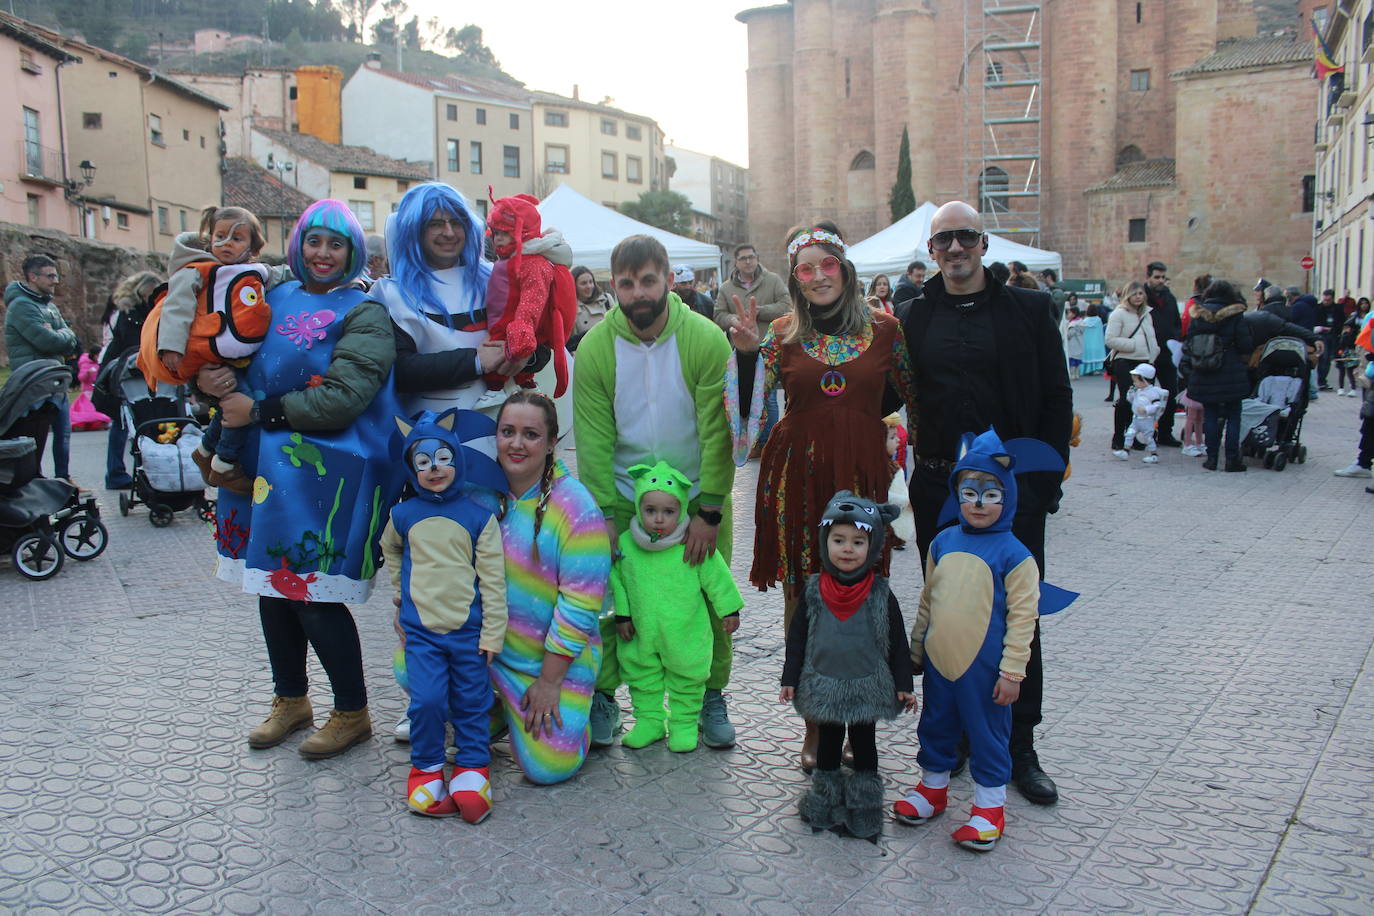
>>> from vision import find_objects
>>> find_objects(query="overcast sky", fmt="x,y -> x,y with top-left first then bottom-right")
407,0 -> 753,166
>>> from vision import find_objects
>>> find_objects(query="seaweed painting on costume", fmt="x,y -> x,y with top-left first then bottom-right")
214,199 -> 405,603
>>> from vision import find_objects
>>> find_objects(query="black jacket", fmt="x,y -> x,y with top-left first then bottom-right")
891,275 -> 923,317
900,269 -> 1073,514
1147,285 -> 1182,346
1244,309 -> 1318,349
1181,300 -> 1253,403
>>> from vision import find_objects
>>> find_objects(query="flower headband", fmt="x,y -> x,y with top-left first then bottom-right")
787,228 -> 846,259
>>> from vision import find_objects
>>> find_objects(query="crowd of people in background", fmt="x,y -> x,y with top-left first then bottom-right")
3,181 -> 1372,854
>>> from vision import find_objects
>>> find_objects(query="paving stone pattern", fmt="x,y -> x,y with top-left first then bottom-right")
1,377 -> 1371,915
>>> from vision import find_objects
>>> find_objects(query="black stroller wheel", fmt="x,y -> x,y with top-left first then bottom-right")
195,496 -> 216,524
149,506 -> 175,527
13,532 -> 64,580
1298,446 -> 1307,464
59,517 -> 109,561
118,492 -> 131,516
1263,452 -> 1275,469
1273,452 -> 1288,472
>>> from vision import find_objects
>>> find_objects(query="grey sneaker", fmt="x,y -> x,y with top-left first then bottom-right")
1333,463 -> 1373,478
589,691 -> 621,748
700,689 -> 736,748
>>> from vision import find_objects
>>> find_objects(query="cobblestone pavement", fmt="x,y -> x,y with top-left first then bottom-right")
1,377 -> 1371,915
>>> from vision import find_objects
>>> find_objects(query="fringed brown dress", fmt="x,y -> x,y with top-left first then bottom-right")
749,311 -> 918,598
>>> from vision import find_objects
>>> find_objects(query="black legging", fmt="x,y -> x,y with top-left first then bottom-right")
817,722 -> 877,772
258,597 -> 367,711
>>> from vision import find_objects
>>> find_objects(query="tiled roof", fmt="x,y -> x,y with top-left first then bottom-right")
251,128 -> 430,180
1085,158 -> 1177,193
0,12 -> 79,62
222,157 -> 315,218
1172,36 -> 1310,77
529,90 -> 659,126
363,66 -> 529,105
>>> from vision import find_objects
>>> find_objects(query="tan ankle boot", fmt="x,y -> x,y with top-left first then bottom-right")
298,707 -> 372,760
247,695 -> 314,749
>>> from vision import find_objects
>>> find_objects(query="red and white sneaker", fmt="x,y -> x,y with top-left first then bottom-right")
952,805 -> 1004,851
892,782 -> 948,825
407,766 -> 458,817
450,766 -> 493,824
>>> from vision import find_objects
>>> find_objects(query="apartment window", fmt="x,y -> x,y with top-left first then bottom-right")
476,108 -> 486,125
182,129 -> 190,141
1128,218 -> 1147,242
545,144 -> 569,174
26,194 -> 39,227
601,151 -> 618,179
470,141 -> 483,174
503,145 -> 520,178
509,113 -> 519,130
289,86 -> 298,100
83,112 -> 102,129
627,124 -> 641,141
19,48 -> 40,73
446,104 -> 458,121
199,136 -> 205,148
350,200 -> 376,231
545,110 -> 568,127
477,199 -> 489,218
447,139 -> 460,172
22,107 -> 41,176
601,118 -> 617,136
353,176 -> 368,189
149,113 -> 164,145
627,155 -> 642,184
157,206 -> 170,234
179,210 -> 188,232
116,212 -> 129,230
398,180 -> 410,191
1302,174 -> 1316,213
1130,69 -> 1150,91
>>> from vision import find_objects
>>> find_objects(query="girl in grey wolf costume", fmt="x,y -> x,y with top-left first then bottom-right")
780,492 -> 914,841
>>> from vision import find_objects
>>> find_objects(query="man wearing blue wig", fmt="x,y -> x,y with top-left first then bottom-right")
373,183 -> 534,423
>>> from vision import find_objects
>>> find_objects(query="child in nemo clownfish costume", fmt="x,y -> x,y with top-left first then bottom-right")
136,205 -> 274,496
480,192 -> 578,401
380,408 -> 508,823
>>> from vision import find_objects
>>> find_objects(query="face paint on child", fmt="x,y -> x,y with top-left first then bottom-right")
956,471 -> 1003,529
409,438 -> 457,493
211,219 -> 253,265
826,522 -> 869,574
639,489 -> 681,538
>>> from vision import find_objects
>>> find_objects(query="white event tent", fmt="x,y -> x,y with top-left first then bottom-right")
536,184 -> 721,275
846,202 -> 1063,277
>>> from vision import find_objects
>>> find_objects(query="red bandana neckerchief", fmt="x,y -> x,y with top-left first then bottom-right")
818,571 -> 874,622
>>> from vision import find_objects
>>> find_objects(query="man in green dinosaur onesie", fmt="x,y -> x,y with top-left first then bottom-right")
572,235 -> 739,748
611,461 -> 742,752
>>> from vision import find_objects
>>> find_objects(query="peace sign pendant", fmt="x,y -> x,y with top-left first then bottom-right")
820,369 -> 847,397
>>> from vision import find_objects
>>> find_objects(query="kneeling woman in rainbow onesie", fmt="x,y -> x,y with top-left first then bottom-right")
893,428 -> 1072,852
381,409 -> 508,822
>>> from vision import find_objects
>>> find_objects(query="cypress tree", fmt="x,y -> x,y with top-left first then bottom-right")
889,125 -> 916,223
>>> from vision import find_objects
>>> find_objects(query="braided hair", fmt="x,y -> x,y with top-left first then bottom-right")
496,390 -> 560,562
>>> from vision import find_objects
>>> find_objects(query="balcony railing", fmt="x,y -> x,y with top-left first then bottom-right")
18,140 -> 63,184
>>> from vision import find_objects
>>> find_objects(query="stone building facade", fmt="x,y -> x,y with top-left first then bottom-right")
738,0 -> 1313,289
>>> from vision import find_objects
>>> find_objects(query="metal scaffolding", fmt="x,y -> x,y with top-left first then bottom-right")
963,0 -> 1043,245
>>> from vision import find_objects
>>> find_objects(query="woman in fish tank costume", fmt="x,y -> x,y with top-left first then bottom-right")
202,199 -> 404,761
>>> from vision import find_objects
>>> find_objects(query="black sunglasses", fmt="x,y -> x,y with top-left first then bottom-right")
929,229 -> 985,251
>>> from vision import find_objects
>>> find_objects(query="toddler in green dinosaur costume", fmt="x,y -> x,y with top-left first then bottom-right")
612,460 -> 743,751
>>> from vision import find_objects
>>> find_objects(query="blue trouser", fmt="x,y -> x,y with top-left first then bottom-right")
105,409 -> 130,485
1203,399 -> 1242,462
50,394 -> 70,479
200,413 -> 248,463
404,622 -> 491,771
760,391 -> 779,445
916,664 -> 1011,788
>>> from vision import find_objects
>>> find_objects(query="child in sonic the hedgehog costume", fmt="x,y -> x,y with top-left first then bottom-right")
781,491 -> 915,842
893,427 -> 1074,852
612,460 -> 743,752
380,408 -> 508,822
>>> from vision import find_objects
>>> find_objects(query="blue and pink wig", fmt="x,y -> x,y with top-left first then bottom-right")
287,199 -> 368,287
386,182 -> 491,320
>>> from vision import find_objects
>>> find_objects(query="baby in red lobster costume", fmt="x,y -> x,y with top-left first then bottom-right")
482,192 -> 577,399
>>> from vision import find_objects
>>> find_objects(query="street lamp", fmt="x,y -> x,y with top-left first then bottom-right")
265,152 -> 295,186
64,159 -> 95,201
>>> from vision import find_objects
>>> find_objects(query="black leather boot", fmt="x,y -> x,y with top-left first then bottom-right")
1010,740 -> 1058,806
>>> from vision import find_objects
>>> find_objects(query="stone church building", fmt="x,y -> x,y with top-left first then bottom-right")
737,0 -> 1318,289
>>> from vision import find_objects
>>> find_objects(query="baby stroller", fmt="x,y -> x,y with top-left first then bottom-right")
106,351 -> 215,527
0,360 -> 109,579
1240,337 -> 1311,471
